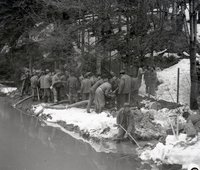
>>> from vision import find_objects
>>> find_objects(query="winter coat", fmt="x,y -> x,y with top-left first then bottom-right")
67,76 -> 79,94
149,70 -> 157,84
116,108 -> 135,134
131,77 -> 139,92
119,74 -> 131,94
44,74 -> 52,89
94,82 -> 112,111
30,75 -> 39,88
39,75 -> 45,89
97,82 -> 112,96
91,79 -> 104,93
80,78 -> 92,94
144,70 -> 151,86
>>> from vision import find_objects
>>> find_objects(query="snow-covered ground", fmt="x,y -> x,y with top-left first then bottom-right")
33,105 -> 118,139
140,134 -> 200,169
0,87 -> 17,94
139,59 -> 190,105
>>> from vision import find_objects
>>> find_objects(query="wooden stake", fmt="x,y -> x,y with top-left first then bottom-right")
177,68 -> 180,104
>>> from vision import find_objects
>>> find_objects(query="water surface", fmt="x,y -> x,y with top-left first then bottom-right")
0,97 -> 181,170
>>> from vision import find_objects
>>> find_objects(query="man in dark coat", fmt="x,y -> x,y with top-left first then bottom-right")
149,67 -> 157,96
30,71 -> 39,101
52,71 -> 62,103
38,71 -> 45,100
116,103 -> 135,140
118,70 -> 132,107
67,73 -> 79,104
20,69 -> 31,96
144,66 -> 151,94
80,74 -> 92,100
43,69 -> 52,103
130,74 -> 139,106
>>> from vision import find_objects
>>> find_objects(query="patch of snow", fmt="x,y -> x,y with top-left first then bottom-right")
0,87 -> 17,94
183,51 -> 190,57
162,53 -> 181,58
157,59 -> 190,105
144,49 -> 168,58
140,134 -> 200,169
33,105 -> 118,139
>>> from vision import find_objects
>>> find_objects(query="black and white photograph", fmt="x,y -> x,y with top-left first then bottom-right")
0,0 -> 200,170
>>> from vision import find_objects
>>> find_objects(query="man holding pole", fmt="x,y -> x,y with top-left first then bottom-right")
115,103 -> 136,143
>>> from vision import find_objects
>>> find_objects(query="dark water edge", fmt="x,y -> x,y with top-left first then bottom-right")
0,97 -> 182,170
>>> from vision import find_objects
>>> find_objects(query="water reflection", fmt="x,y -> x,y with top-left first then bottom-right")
0,97 -> 181,170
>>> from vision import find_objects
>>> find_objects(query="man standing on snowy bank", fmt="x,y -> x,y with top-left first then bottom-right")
30,71 -> 39,101
67,73 -> 79,104
118,70 -> 132,107
115,103 -> 135,141
94,78 -> 112,113
86,75 -> 105,113
80,73 -> 92,100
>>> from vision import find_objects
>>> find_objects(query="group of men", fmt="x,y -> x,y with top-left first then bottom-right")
20,66 -> 158,113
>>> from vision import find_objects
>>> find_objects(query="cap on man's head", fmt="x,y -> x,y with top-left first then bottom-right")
124,103 -> 130,107
120,70 -> 125,74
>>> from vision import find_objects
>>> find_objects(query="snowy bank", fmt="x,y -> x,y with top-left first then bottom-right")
140,134 -> 200,169
32,104 -> 166,142
33,105 -> 118,140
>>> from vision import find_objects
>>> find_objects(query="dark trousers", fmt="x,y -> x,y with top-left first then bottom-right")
44,88 -> 51,102
87,91 -> 94,112
82,93 -> 89,100
119,93 -> 129,108
31,88 -> 37,101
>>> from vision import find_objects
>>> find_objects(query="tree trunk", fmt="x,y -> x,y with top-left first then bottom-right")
29,56 -> 33,75
81,14 -> 85,56
189,0 -> 198,109
96,56 -> 102,75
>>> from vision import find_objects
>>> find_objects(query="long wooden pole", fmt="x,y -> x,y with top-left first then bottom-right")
118,124 -> 141,148
177,68 -> 180,103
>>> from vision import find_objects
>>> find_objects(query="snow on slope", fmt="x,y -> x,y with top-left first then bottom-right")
157,59 -> 190,105
139,59 -> 190,105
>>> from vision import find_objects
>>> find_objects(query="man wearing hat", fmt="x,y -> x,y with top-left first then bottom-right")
80,73 -> 92,100
52,71 -> 62,103
38,71 -> 45,100
86,74 -> 106,113
30,71 -> 39,101
94,77 -> 112,113
43,69 -> 52,102
67,72 -> 79,104
115,103 -> 135,140
118,70 -> 132,107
